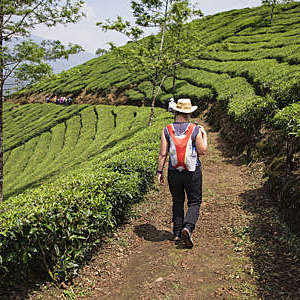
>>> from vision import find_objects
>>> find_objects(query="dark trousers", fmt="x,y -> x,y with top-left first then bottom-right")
168,165 -> 202,235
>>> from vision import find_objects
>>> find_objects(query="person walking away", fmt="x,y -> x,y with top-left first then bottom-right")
168,98 -> 175,113
157,98 -> 208,248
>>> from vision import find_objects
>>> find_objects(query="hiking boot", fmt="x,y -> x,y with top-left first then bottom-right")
181,227 -> 194,248
173,232 -> 181,242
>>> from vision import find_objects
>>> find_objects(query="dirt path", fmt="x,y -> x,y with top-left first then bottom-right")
28,119 -> 300,299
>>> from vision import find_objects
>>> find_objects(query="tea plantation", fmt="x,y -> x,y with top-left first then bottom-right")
1,102 -> 172,284
15,2 -> 300,138
4,103 -> 167,200
12,2 -> 299,221
2,1 -> 300,287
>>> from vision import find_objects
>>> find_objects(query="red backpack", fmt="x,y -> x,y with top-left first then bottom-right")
166,123 -> 198,171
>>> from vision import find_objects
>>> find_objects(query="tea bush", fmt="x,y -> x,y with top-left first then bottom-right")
1,105 -> 172,286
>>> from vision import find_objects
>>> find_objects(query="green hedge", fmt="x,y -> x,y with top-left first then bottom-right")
0,154 -> 155,286
0,107 -> 172,287
273,102 -> 300,136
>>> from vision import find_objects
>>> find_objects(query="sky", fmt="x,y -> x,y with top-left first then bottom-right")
32,0 -> 262,55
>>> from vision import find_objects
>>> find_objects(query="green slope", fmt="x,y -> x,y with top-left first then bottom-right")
6,2 -> 300,211
14,2 -> 300,136
3,103 -> 169,200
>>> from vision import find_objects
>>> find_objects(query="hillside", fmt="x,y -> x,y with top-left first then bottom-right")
1,2 -> 300,293
10,2 -> 300,222
13,3 -> 300,132
3,103 -> 169,200
3,117 -> 300,299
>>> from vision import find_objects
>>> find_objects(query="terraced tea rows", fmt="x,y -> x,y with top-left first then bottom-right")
15,2 -> 300,137
3,103 -> 166,200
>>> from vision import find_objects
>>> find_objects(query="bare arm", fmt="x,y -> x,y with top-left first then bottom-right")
196,125 -> 208,155
157,129 -> 169,184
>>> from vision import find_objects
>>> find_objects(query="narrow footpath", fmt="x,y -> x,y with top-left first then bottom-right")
30,118 -> 300,300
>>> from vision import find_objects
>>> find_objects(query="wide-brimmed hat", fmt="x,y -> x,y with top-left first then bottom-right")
172,98 -> 198,114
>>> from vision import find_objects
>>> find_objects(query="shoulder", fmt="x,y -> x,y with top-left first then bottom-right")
191,124 -> 199,139
164,124 -> 173,139
193,124 -> 200,134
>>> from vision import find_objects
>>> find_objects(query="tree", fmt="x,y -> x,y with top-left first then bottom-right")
262,0 -> 294,23
6,39 -> 84,90
164,1 -> 203,95
95,48 -> 108,56
97,0 -> 202,126
0,0 -> 86,201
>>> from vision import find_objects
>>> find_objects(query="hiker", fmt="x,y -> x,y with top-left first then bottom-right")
168,98 -> 175,113
157,98 -> 208,248
111,110 -> 117,128
67,97 -> 73,105
46,96 -> 50,103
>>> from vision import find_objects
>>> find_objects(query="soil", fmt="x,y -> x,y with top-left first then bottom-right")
6,117 -> 300,299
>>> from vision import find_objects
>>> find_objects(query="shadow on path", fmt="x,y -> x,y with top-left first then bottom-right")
134,223 -> 173,242
239,182 -> 300,298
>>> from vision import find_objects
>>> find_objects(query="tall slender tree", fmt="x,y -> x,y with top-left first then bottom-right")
262,0 -> 294,23
98,0 -> 202,126
0,0 -> 85,201
164,1 -> 203,95
98,0 -> 173,126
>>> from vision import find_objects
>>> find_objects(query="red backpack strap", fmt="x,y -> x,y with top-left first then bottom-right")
166,124 -> 174,136
187,123 -> 196,131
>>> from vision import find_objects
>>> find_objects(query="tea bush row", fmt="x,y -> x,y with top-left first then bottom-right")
4,104 -> 89,152
0,107 -> 172,286
184,59 -> 300,108
3,104 -> 166,200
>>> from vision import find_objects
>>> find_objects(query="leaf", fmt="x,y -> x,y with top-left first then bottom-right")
54,244 -> 60,256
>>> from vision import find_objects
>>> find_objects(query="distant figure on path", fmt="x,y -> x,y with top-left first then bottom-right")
133,111 -> 137,118
168,98 -> 175,113
157,98 -> 208,248
111,110 -> 117,128
67,97 -> 73,105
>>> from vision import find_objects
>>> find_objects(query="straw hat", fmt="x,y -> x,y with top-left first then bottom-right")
172,98 -> 198,114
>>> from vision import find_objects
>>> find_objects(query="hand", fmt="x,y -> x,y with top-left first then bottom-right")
157,173 -> 164,185
198,125 -> 206,136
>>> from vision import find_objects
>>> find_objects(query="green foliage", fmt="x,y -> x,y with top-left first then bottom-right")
4,104 -> 88,152
1,103 -> 172,285
273,103 -> 300,136
1,0 -> 85,92
11,3 -> 300,139
3,104 -> 170,200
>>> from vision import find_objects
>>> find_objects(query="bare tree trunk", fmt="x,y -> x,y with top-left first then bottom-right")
270,5 -> 275,23
148,0 -> 171,126
158,0 -> 170,59
148,75 -> 167,126
0,11 -> 3,202
172,64 -> 177,96
148,83 -> 157,126
270,0 -> 276,23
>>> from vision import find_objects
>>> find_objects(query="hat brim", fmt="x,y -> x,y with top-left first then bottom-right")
172,106 -> 198,114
